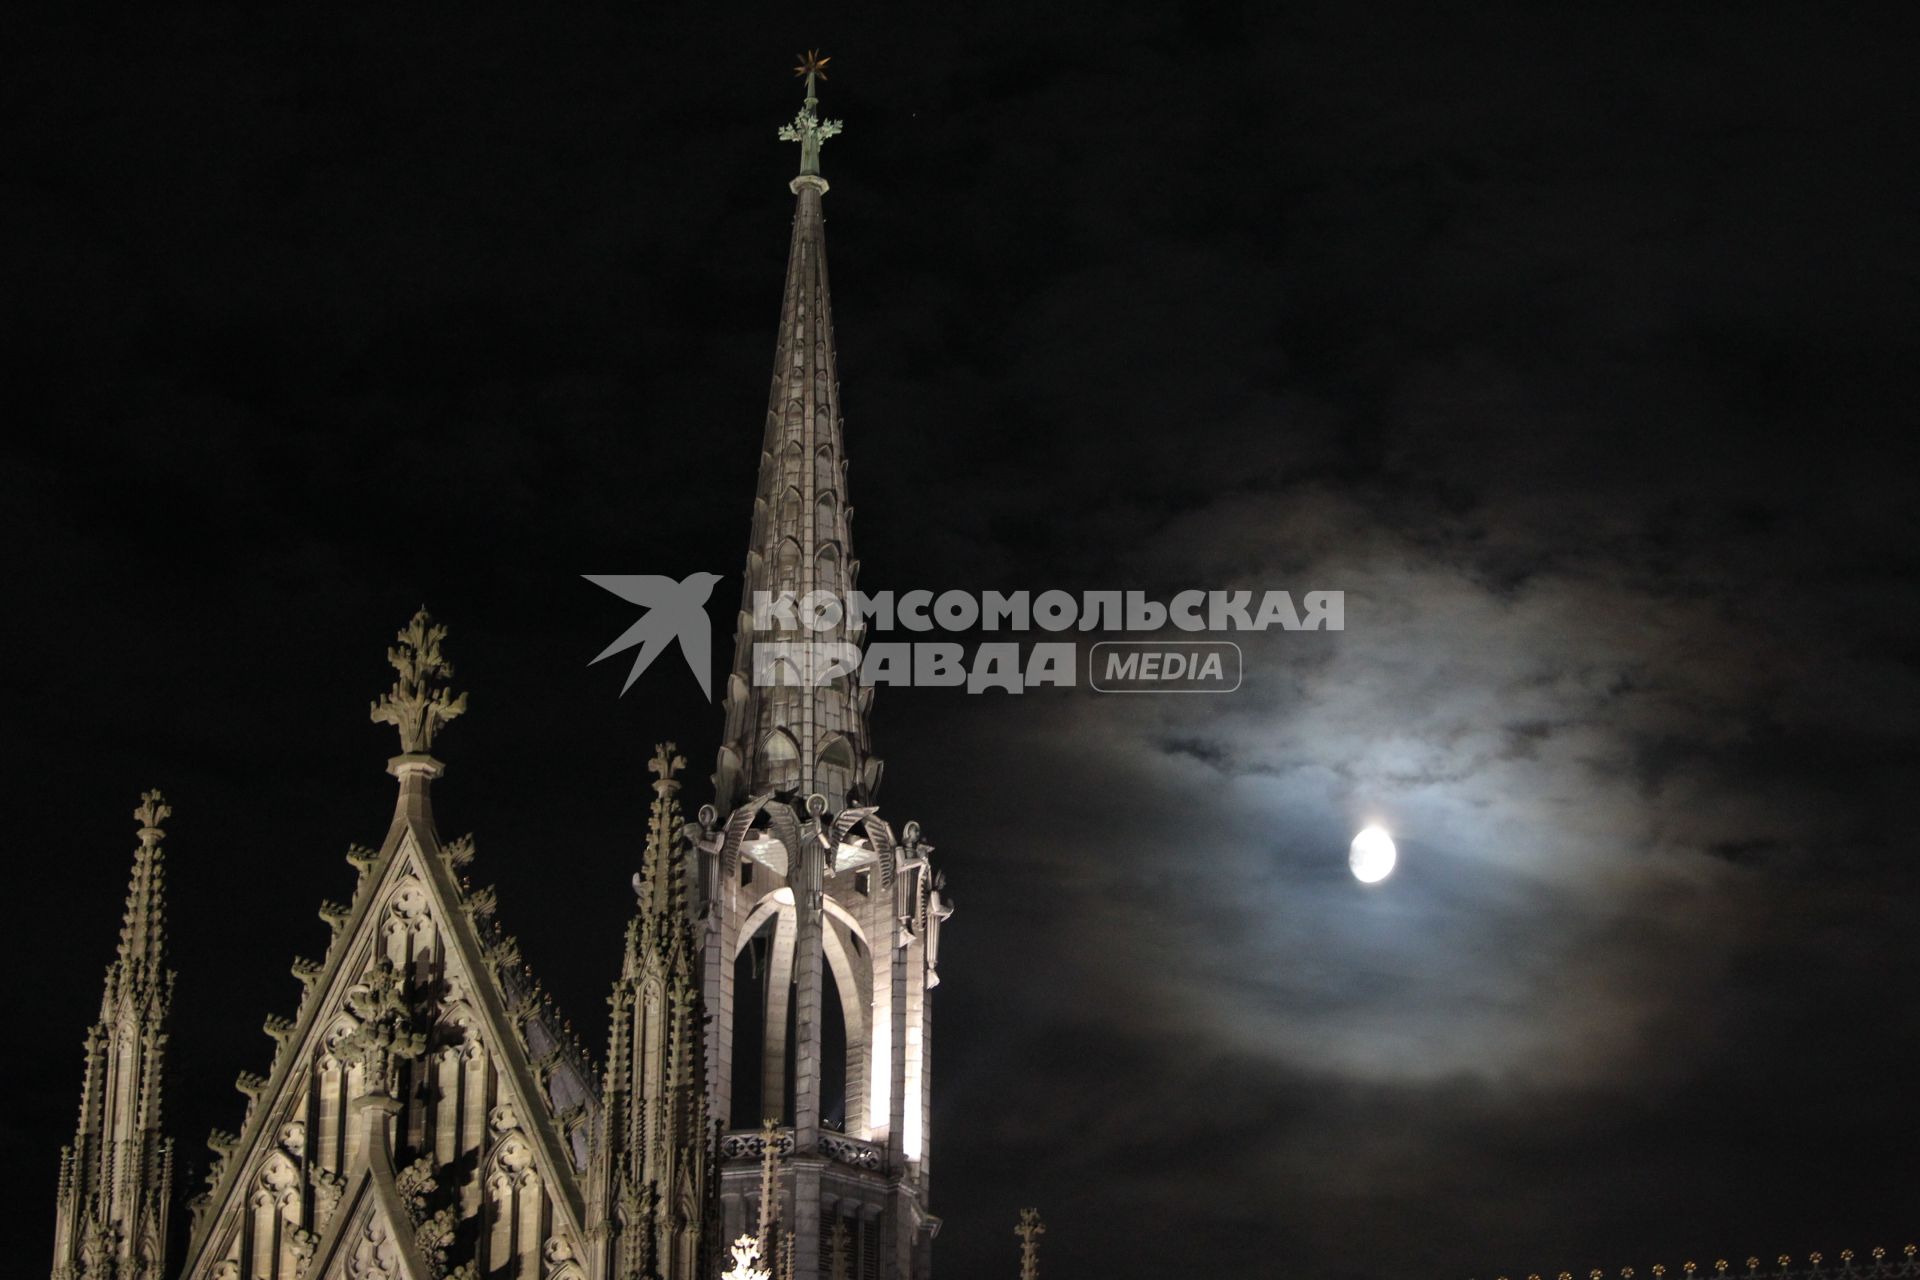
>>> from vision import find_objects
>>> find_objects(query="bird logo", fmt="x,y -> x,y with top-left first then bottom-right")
583,572 -> 725,698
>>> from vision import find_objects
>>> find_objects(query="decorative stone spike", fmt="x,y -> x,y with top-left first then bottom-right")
263,1014 -> 296,1043
444,832 -> 476,867
317,899 -> 351,931
369,608 -> 468,753
345,843 -> 378,872
291,956 -> 323,987
207,1129 -> 238,1159
464,885 -> 498,917
1016,1208 -> 1045,1280
234,1070 -> 266,1101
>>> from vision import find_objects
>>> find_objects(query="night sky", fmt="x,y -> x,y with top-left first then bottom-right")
6,5 -> 1918,1278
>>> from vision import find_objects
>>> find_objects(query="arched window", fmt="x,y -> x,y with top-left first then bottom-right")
815,544 -> 841,597
774,537 -> 802,590
814,445 -> 837,499
816,734 -> 855,804
760,729 -> 801,793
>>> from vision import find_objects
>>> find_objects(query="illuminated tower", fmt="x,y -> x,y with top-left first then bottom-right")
699,52 -> 953,1280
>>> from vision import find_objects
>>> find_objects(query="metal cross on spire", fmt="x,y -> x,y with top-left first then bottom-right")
778,49 -> 842,178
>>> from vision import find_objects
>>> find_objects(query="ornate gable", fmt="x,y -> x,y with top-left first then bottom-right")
178,611 -> 598,1280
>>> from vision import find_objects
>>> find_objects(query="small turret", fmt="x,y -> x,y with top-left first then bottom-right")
50,791 -> 178,1280
591,744 -> 713,1280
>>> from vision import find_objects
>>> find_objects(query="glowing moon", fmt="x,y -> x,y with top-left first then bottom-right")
1349,825 -> 1397,883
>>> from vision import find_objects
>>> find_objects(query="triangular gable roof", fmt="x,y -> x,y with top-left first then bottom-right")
180,753 -> 599,1277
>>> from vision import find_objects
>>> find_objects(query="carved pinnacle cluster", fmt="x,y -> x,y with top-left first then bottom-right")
593,740 -> 712,1280
370,607 -> 468,754
634,743 -> 689,925
53,791 -> 177,1280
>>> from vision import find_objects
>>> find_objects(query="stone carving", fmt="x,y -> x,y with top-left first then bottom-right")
337,960 -> 426,1095
414,1207 -> 456,1272
395,1155 -> 437,1213
288,1227 -> 318,1269
345,1216 -> 397,1280
311,1169 -> 347,1230
369,609 -> 467,754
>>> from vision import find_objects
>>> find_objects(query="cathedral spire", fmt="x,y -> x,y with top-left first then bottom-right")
52,791 -> 176,1280
715,54 -> 878,815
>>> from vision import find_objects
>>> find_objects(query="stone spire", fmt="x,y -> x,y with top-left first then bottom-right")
714,52 -> 879,815
591,744 -> 712,1280
700,58 -> 949,1280
51,791 -> 177,1280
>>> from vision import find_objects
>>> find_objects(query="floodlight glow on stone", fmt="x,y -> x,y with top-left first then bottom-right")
1349,825 -> 1397,883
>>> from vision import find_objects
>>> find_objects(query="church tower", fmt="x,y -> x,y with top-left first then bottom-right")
697,53 -> 953,1280
51,790 -> 177,1280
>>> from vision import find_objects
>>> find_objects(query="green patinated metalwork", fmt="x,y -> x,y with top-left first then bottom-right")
779,51 -> 842,177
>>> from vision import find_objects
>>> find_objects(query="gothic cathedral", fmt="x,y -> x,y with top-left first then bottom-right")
49,62 -> 951,1280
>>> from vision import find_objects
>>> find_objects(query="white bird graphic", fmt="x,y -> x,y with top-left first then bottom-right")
584,572 -> 724,698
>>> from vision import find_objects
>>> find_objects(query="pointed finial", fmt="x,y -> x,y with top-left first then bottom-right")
370,608 -> 469,754
778,50 -> 842,180
114,788 -> 174,999
1016,1208 -> 1046,1280
649,742 -> 688,795
134,789 -> 171,843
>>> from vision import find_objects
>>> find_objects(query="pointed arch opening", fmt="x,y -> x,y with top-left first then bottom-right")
773,536 -> 802,589
759,729 -> 801,794
814,445 -> 837,498
816,734 -> 855,806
